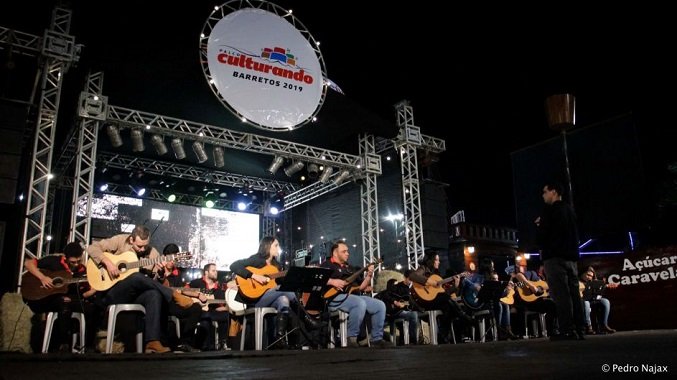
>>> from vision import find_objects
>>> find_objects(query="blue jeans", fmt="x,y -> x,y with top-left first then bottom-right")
392,310 -> 419,342
328,294 -> 386,341
255,289 -> 297,313
584,298 -> 611,327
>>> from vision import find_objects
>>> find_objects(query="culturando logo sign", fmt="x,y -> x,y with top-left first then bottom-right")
204,7 -> 324,131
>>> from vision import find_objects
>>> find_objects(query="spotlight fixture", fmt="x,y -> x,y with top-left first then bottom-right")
283,161 -> 304,177
106,124 -> 123,148
213,146 -> 225,168
192,141 -> 208,163
307,163 -> 319,178
150,135 -> 168,155
130,128 -> 145,152
167,194 -> 176,202
267,156 -> 285,175
333,170 -> 351,186
171,138 -> 186,159
318,166 -> 333,183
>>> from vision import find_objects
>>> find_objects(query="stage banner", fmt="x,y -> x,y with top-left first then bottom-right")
206,7 -> 323,131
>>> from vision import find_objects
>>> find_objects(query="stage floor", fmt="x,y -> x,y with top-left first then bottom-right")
2,330 -> 675,379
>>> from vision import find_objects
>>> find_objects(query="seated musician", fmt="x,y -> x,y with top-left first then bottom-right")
512,261 -> 557,336
320,240 -> 392,348
230,236 -> 301,349
376,274 -> 421,344
155,244 -> 201,352
462,258 -> 518,340
23,242 -> 100,352
409,250 -> 473,344
580,266 -> 616,335
187,263 -> 229,350
87,225 -> 189,353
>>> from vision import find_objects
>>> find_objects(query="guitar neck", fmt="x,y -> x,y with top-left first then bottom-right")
437,275 -> 459,286
343,260 -> 382,284
134,253 -> 185,270
267,271 -> 287,280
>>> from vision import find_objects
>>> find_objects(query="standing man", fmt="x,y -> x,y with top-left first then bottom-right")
536,182 -> 585,340
321,240 -> 391,348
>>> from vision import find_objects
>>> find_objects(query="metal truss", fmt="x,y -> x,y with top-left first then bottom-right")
101,183 -> 264,214
359,135 -> 381,273
0,27 -> 41,57
106,105 -> 362,170
262,216 -> 276,238
97,152 -> 299,193
375,129 -> 446,155
19,8 -> 80,289
68,72 -> 106,246
394,101 -> 426,270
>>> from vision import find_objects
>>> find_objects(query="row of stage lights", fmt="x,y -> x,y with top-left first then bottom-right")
106,124 -> 225,167
107,124 -> 352,185
266,156 -> 351,186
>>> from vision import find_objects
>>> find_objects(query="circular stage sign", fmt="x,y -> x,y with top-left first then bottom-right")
202,4 -> 326,131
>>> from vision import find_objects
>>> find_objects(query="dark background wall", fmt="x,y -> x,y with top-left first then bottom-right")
512,115 -> 647,251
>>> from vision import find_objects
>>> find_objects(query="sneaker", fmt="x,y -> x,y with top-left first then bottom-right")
370,339 -> 394,348
174,344 -> 200,353
549,332 -> 578,341
58,343 -> 71,353
145,340 -> 171,353
347,337 -> 360,348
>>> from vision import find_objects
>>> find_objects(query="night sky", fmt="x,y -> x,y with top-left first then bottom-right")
1,0 -> 671,231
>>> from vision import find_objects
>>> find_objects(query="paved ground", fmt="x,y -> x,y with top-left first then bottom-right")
1,330 -> 676,379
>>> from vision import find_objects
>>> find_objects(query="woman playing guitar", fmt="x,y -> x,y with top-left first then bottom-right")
230,236 -> 322,349
408,250 -> 474,343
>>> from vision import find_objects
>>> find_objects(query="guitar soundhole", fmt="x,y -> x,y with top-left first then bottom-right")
118,262 -> 127,273
53,278 -> 64,287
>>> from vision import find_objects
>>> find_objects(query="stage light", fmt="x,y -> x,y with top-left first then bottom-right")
205,199 -> 215,208
192,141 -> 208,163
137,187 -> 146,196
150,135 -> 168,155
269,206 -> 279,215
333,170 -> 350,185
237,201 -> 247,211
307,163 -> 319,178
213,146 -> 225,168
283,161 -> 304,177
171,138 -> 186,159
167,194 -> 176,202
267,156 -> 285,175
106,124 -> 123,148
130,128 -> 145,152
318,166 -> 333,183
99,184 -> 108,191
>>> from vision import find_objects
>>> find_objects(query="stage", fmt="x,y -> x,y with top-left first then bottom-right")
2,330 -> 675,379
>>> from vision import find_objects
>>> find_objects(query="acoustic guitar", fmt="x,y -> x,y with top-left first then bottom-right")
86,251 -> 191,291
500,287 -> 515,305
21,269 -> 89,301
411,274 -> 462,302
322,259 -> 382,300
235,265 -> 287,301
514,279 -> 549,302
172,288 -> 229,311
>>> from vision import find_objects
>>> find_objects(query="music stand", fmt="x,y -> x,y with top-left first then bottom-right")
270,267 -> 332,349
279,266 -> 333,293
476,280 -> 508,341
